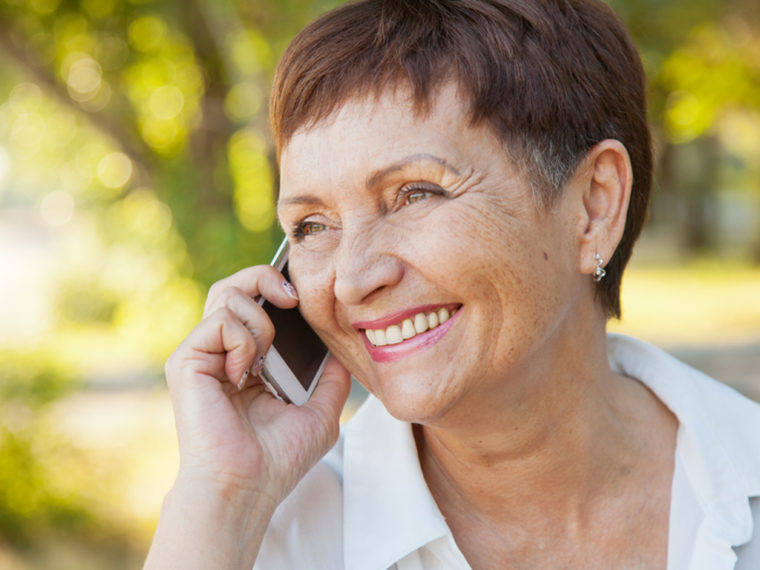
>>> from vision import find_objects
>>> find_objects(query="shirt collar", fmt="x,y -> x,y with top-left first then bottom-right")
342,395 -> 450,570
608,333 -> 760,566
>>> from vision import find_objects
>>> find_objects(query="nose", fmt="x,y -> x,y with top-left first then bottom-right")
333,226 -> 404,306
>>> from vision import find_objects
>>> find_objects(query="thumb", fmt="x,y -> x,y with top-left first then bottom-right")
304,355 -> 352,426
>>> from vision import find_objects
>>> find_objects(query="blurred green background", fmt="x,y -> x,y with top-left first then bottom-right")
0,0 -> 758,567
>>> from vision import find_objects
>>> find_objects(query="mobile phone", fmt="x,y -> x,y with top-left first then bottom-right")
257,238 -> 330,405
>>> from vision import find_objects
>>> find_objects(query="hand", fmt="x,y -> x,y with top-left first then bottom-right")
164,263 -> 351,510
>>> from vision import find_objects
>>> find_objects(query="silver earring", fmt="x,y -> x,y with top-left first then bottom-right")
593,253 -> 606,282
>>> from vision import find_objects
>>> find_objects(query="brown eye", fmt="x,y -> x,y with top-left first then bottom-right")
303,222 -> 326,234
294,221 -> 328,238
404,190 -> 429,205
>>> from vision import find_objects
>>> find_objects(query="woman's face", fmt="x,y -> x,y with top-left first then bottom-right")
277,84 -> 589,424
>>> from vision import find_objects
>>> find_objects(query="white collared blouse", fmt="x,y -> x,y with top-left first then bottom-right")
255,334 -> 760,569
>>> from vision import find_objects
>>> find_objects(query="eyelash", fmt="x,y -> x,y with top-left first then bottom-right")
292,221 -> 327,239
397,183 -> 444,207
291,183 -> 446,239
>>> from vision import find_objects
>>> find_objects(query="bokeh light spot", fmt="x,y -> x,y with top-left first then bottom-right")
97,152 -> 133,189
718,112 -> 760,159
235,188 -> 275,232
65,55 -> 103,102
80,81 -> 112,113
141,117 -> 179,152
121,188 -> 174,241
230,30 -> 271,75
29,0 -> 61,15
40,190 -> 75,227
11,115 -> 43,152
8,82 -> 43,114
81,0 -> 115,20
664,90 -> 713,144
128,16 -> 167,53
224,81 -> 263,122
149,86 -> 185,120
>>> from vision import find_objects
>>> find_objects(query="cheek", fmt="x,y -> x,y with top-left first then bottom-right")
288,256 -> 334,330
290,257 -> 365,366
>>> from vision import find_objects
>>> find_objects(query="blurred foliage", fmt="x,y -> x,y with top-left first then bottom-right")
0,0 -> 344,558
0,0 -> 341,288
0,352 -> 91,548
0,0 -> 758,564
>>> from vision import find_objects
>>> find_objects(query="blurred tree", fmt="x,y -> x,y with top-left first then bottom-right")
0,0 -> 343,287
0,352 -> 85,543
610,0 -> 760,257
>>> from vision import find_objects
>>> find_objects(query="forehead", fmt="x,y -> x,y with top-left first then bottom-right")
278,83 -> 481,192
282,80 -> 465,149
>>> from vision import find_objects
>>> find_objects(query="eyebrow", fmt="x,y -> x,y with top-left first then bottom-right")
278,153 -> 462,208
365,153 -> 461,189
278,194 -> 326,208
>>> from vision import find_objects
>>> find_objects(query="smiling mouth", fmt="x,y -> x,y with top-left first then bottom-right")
362,306 -> 460,347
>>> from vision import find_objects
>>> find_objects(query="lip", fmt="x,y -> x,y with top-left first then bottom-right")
352,303 -> 461,331
360,305 -> 462,363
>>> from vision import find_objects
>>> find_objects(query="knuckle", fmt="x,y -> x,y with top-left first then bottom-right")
218,285 -> 244,306
213,305 -> 237,325
206,280 -> 224,304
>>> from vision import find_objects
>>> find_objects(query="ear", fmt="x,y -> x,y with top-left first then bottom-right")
572,139 -> 633,276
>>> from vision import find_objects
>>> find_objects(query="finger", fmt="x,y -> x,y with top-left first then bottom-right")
204,287 -> 275,351
166,307 -> 260,393
302,356 -> 352,438
204,265 -> 299,318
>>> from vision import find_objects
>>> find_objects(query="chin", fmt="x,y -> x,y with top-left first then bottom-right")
368,374 -> 462,425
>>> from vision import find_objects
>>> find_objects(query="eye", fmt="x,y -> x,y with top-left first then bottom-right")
404,190 -> 429,205
397,183 -> 444,208
293,221 -> 328,239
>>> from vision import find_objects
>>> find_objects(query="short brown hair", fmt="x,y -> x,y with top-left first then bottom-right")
270,0 -> 652,319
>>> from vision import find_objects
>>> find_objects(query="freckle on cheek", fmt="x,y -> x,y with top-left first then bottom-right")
543,252 -> 549,261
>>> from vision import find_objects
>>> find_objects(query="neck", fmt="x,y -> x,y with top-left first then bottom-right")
415,313 -> 663,526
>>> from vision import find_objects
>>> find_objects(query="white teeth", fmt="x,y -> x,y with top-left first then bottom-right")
364,307 -> 459,347
401,319 -> 416,339
385,325 -> 403,345
413,313 -> 428,334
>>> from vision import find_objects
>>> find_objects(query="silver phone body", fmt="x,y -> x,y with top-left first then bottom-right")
257,238 -> 329,405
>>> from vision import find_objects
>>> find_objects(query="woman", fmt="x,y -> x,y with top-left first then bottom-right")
145,1 -> 760,568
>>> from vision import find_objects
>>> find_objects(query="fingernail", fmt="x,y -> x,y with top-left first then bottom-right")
251,355 -> 266,376
282,280 -> 298,300
237,369 -> 249,391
